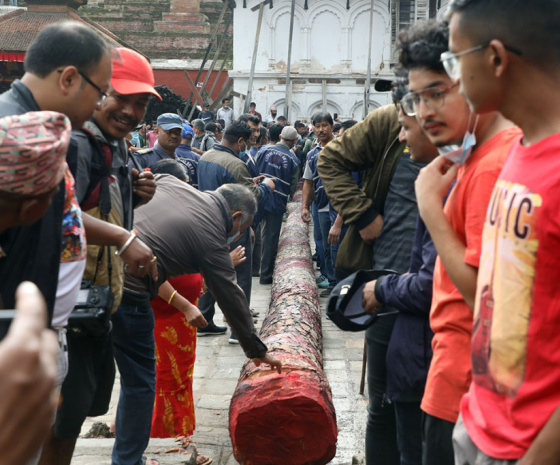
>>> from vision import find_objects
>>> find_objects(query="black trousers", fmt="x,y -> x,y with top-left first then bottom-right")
259,210 -> 284,282
365,316 -> 400,465
422,412 -> 455,465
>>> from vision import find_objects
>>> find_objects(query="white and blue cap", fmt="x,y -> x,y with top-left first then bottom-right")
157,113 -> 184,131
182,123 -> 194,139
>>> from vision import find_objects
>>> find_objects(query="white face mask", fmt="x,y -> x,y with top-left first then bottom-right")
238,141 -> 247,154
441,114 -> 480,165
227,225 -> 241,245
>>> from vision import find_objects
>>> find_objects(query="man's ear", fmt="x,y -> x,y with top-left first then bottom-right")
232,211 -> 243,223
488,39 -> 510,78
57,66 -> 80,96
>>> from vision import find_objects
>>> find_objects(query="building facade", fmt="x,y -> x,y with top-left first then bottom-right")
231,0 -> 449,121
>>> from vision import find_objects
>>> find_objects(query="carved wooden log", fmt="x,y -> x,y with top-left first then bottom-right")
229,189 -> 337,465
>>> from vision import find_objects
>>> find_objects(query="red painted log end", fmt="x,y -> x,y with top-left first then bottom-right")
230,371 -> 337,465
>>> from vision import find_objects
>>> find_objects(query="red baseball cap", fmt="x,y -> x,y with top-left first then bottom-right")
111,47 -> 162,101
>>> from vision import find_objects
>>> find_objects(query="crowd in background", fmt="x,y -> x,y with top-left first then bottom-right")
0,1 -> 559,465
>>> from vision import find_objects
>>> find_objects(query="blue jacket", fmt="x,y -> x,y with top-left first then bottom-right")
375,217 -> 436,402
176,143 -> 201,189
239,149 -> 260,178
129,143 -> 170,171
307,145 -> 329,209
198,145 -> 271,220
256,142 -> 300,213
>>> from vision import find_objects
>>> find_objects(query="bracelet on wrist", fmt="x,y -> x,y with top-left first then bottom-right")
168,290 -> 178,305
115,229 -> 138,256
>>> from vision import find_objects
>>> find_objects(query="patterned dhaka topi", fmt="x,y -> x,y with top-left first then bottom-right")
0,111 -> 71,196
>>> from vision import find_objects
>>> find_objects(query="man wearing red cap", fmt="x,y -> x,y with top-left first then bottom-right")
39,47 -> 163,465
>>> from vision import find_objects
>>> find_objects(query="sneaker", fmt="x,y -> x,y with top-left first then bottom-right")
316,274 -> 327,284
320,287 -> 335,297
228,333 -> 239,344
312,253 -> 318,262
318,279 -> 330,289
259,277 -> 273,285
197,324 -> 227,336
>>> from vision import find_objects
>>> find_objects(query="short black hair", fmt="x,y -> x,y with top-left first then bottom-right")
333,122 -> 342,133
276,116 -> 287,123
312,112 -> 334,126
217,119 -> 226,128
205,122 -> 219,133
250,102 -> 256,107
268,123 -> 283,143
223,120 -> 252,144
397,20 -> 449,74
151,158 -> 188,182
449,0 -> 560,68
392,75 -> 409,105
237,113 -> 260,126
341,120 -> 358,131
222,97 -> 230,104
295,122 -> 306,130
25,21 -> 110,78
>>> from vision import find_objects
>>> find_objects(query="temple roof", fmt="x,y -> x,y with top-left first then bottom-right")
0,3 -> 142,56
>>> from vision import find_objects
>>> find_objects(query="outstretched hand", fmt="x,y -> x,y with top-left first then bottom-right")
252,353 -> 282,374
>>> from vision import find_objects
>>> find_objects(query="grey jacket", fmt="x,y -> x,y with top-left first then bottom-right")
124,175 -> 267,359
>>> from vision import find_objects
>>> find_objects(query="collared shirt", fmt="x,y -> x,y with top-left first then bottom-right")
124,175 -> 268,359
129,143 -> 172,170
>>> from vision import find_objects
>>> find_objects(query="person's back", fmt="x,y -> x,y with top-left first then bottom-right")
446,1 -> 560,463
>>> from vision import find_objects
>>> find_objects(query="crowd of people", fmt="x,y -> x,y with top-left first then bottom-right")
0,1 -> 559,465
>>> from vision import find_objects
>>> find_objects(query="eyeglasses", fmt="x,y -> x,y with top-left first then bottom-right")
440,42 -> 523,81
78,71 -> 108,106
58,68 -> 108,106
401,82 -> 460,117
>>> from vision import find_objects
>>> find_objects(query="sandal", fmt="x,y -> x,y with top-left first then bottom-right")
196,453 -> 213,465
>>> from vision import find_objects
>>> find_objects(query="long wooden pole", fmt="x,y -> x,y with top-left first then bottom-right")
183,0 -> 229,116
209,41 -> 232,100
188,11 -> 234,120
229,188 -> 337,465
284,0 -> 296,121
244,1 -> 266,114
363,0 -> 375,119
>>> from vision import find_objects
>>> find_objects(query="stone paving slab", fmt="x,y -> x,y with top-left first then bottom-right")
75,233 -> 368,464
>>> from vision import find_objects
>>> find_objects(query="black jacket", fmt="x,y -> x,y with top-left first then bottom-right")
0,80 -> 65,323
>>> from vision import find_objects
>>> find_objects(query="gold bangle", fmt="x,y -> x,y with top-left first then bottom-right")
168,290 -> 178,305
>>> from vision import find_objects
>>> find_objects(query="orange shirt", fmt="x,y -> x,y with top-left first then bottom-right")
421,128 -> 522,423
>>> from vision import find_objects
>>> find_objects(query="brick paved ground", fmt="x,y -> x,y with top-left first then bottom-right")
72,230 -> 368,465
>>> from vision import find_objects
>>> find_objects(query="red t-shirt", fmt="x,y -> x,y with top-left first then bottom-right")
421,128 -> 521,423
461,131 -> 560,459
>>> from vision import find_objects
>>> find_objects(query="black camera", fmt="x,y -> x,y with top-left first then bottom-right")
68,280 -> 114,337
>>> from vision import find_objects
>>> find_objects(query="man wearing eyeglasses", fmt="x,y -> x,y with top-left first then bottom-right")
0,22 -> 113,327
397,20 -> 520,465
39,47 -> 162,465
446,1 -> 560,465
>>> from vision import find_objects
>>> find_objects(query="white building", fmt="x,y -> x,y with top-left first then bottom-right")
230,0 -> 450,121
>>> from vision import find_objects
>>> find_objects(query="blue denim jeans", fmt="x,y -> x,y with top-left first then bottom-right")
318,210 -> 336,286
330,223 -> 348,283
311,202 -> 324,273
111,299 -> 156,465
